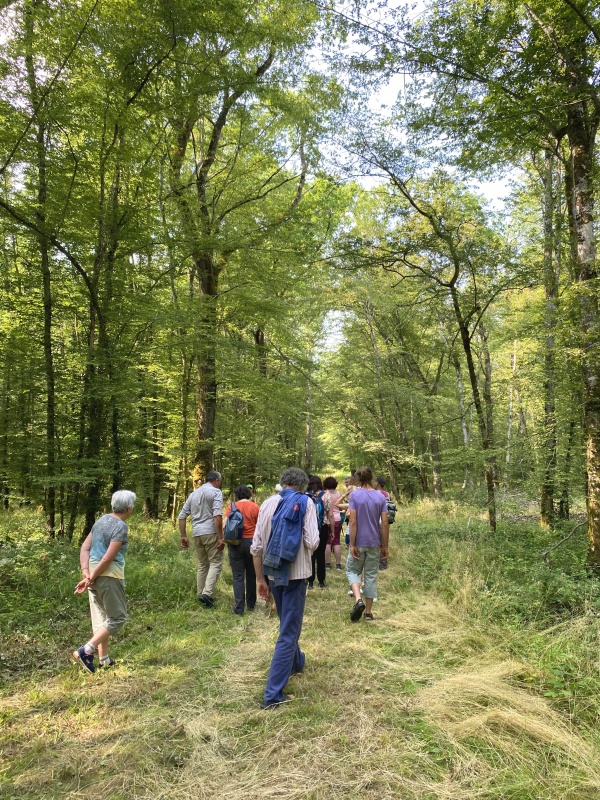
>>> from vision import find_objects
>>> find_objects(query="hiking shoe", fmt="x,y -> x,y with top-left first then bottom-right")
325,563 -> 331,570
98,658 -> 116,669
318,582 -> 326,589
72,646 -> 95,674
260,693 -> 294,709
199,594 -> 215,608
350,599 -> 366,622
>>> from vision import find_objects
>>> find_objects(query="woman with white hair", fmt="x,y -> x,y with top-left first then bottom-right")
72,490 -> 137,674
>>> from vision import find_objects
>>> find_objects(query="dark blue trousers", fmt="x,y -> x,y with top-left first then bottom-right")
264,578 -> 307,704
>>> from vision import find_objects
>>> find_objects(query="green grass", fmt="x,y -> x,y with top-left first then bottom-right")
2,503 -> 600,799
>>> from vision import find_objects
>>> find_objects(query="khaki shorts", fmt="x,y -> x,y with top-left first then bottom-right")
88,576 -> 128,634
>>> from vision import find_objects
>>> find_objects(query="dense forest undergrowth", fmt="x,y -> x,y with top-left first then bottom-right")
3,502 -> 600,800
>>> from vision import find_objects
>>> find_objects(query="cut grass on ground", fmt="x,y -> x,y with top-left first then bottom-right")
2,503 -> 600,799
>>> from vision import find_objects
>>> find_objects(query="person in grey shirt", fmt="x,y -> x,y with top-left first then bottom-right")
178,470 -> 224,608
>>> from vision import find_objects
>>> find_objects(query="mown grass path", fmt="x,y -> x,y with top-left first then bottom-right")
3,512 -> 600,799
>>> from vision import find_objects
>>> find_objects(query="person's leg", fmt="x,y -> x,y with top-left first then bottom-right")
193,535 -> 209,596
75,578 -> 127,668
81,585 -> 111,662
346,548 -> 367,602
324,543 -> 332,566
362,548 -> 380,615
333,521 -> 342,567
202,533 -> 224,597
228,543 -> 246,614
243,539 -> 257,609
316,526 -> 328,585
88,583 -> 108,658
263,579 -> 307,705
309,552 -> 316,587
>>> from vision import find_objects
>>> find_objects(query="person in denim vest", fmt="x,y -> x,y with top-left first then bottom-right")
251,467 -> 319,708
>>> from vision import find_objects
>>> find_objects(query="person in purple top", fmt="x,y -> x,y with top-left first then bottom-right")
346,466 -> 389,622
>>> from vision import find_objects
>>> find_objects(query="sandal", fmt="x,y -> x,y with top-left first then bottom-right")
364,612 -> 374,620
350,599 -> 366,622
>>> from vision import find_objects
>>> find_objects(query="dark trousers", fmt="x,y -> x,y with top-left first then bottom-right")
228,539 -> 256,614
309,526 -> 329,586
264,578 -> 307,704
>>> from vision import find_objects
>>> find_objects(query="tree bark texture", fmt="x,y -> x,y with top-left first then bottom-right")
540,149 -> 559,528
566,101 -> 600,565
25,0 -> 56,536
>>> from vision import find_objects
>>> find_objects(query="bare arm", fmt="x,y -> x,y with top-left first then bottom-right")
214,514 -> 224,549
349,508 -> 358,559
251,498 -> 274,600
380,512 -> 389,559
253,551 -> 270,600
74,539 -> 123,594
178,517 -> 189,549
79,533 -> 92,577
328,494 -> 336,527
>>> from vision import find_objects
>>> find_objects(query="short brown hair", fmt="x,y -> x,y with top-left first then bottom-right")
355,466 -> 373,486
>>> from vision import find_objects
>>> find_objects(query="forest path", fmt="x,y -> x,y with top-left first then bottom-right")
144,551 -> 600,800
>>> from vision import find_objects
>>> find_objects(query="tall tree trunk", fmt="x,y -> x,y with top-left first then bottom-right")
540,148 -> 559,529
0,363 -> 9,509
478,322 -> 497,485
194,258 -> 219,481
366,303 -> 409,495
67,380 -> 87,541
24,0 -> 56,536
451,287 -> 496,530
254,327 -> 267,377
559,420 -> 576,520
505,342 -> 516,493
169,50 -> 276,482
450,350 -> 472,491
567,102 -> 600,565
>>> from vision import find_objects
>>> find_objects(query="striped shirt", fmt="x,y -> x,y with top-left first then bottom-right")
251,492 -> 319,580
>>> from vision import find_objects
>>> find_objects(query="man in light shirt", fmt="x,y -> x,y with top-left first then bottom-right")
178,470 -> 224,608
251,466 -> 319,708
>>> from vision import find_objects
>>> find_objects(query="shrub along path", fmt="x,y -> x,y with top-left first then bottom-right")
2,505 -> 600,799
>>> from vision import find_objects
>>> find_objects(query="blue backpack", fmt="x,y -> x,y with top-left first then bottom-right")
223,500 -> 244,544
307,491 -> 325,528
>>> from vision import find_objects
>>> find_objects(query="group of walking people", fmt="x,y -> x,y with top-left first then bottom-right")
72,466 -> 391,709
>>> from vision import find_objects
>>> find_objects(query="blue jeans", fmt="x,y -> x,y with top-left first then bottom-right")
264,578 -> 307,705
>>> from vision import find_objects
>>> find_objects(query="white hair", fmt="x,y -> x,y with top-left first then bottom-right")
111,490 -> 137,514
